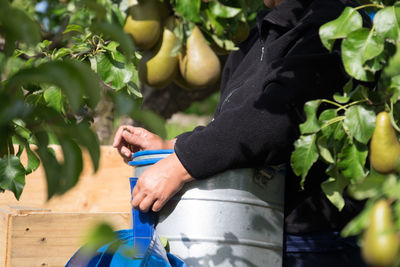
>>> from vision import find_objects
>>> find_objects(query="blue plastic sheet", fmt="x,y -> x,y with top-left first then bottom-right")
65,177 -> 186,267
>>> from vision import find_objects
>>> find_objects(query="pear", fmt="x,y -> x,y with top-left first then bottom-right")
179,26 -> 221,88
370,111 -> 400,174
138,17 -> 178,88
362,199 -> 399,267
230,21 -> 250,44
123,0 -> 163,50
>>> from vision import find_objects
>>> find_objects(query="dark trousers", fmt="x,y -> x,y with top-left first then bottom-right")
283,232 -> 367,267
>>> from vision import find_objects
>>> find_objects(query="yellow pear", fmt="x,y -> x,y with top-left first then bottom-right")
123,0 -> 163,50
362,199 -> 399,267
370,111 -> 400,174
138,17 -> 178,88
179,26 -> 221,88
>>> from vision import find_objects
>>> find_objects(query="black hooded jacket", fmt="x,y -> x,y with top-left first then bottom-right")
175,0 -> 369,234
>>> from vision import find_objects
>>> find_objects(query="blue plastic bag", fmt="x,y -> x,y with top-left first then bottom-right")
65,178 -> 186,267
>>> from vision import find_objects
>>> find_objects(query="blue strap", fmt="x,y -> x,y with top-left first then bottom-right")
129,178 -> 155,258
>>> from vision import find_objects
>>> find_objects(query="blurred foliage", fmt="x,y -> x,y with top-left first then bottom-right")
0,0 -> 263,200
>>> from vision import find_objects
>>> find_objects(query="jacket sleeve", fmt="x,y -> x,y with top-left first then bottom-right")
175,28 -> 348,179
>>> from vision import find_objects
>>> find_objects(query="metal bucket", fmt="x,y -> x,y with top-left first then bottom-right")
129,150 -> 284,267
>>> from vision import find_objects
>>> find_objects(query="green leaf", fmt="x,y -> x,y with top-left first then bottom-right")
389,75 -> 400,103
97,53 -> 134,90
131,109 -> 167,139
348,173 -> 385,200
113,90 -> 137,116
175,0 -> 201,22
319,7 -> 363,51
341,199 -> 374,237
44,86 -> 63,113
0,155 -> 26,199
63,24 -> 84,34
91,22 -> 135,59
290,134 -> 319,188
299,100 -> 321,134
35,144 -> 61,199
382,174 -> 400,199
319,109 -> 339,136
333,93 -> 350,104
317,136 -> 334,164
373,6 -> 400,41
0,4 -> 41,56
393,201 -> 400,229
68,123 -> 100,172
53,48 -> 71,60
83,222 -> 119,253
341,28 -> 384,81
321,175 -> 349,211
6,60 -> 101,111
209,2 -> 241,18
24,144 -> 40,174
337,139 -> 368,181
343,105 -> 376,144
58,138 -> 83,194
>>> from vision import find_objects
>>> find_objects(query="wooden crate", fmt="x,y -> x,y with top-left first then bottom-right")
0,146 -> 134,267
0,205 -> 130,267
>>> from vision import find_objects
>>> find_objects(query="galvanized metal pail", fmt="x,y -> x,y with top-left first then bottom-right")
129,150 -> 284,267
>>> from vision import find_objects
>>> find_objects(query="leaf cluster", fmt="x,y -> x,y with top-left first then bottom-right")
291,0 -> 400,240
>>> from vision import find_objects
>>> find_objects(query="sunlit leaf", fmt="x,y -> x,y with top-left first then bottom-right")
209,2 -> 241,18
343,105 -> 376,144
0,155 -> 25,199
321,175 -> 349,211
96,53 -> 134,90
319,7 -> 363,51
290,134 -> 319,188
317,136 -> 334,164
44,86 -> 63,113
348,174 -> 385,200
374,6 -> 400,41
63,24 -> 84,34
341,28 -> 384,81
337,139 -> 368,181
175,0 -> 201,22
299,100 -> 321,134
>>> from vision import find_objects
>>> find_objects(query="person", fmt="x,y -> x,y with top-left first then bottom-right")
113,0 -> 370,266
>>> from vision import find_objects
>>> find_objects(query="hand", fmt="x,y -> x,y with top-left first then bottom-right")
112,125 -> 175,162
132,153 -> 194,212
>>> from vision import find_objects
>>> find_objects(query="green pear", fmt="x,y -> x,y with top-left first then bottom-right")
179,26 -> 221,88
138,17 -> 178,88
123,0 -> 163,50
362,199 -> 399,267
230,21 -> 250,44
370,111 -> 400,174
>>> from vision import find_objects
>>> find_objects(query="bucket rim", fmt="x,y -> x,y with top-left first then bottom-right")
129,157 -> 167,166
131,149 -> 174,158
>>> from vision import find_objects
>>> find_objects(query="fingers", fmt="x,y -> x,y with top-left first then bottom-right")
131,191 -> 146,209
121,128 -> 147,149
152,199 -> 166,212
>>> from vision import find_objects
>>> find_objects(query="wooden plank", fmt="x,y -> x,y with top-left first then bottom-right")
0,206 -> 12,267
1,146 -> 133,213
4,207 -> 130,267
